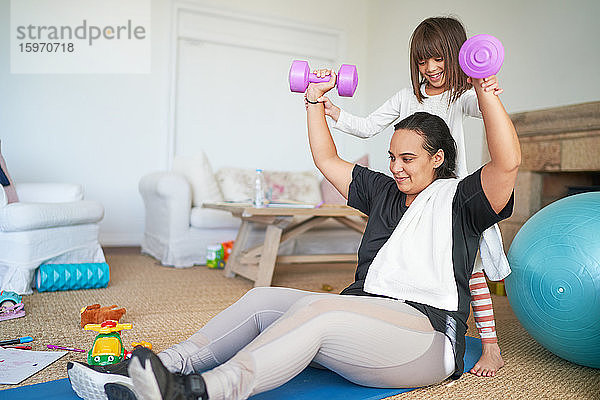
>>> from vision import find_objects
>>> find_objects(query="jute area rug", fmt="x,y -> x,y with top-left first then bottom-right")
1,247 -> 598,399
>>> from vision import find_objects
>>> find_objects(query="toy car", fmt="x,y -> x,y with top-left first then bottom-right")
0,290 -> 22,308
84,320 -> 132,366
0,290 -> 25,321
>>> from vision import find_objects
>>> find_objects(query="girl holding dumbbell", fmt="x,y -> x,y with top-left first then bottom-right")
310,16 -> 505,377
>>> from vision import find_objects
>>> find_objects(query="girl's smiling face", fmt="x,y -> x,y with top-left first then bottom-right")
418,57 -> 446,93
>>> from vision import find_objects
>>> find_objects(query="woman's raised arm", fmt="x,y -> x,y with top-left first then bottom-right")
306,71 -> 354,199
474,78 -> 521,213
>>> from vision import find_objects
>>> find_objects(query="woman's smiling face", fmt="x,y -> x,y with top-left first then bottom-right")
389,129 -> 443,204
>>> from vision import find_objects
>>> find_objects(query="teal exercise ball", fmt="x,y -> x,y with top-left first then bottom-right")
505,192 -> 600,368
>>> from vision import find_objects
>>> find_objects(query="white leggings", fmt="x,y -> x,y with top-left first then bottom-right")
158,287 -> 455,400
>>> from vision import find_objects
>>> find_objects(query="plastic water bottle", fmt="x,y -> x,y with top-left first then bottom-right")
254,168 -> 266,207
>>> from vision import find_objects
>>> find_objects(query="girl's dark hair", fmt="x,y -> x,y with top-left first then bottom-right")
394,112 -> 457,179
409,16 -> 471,105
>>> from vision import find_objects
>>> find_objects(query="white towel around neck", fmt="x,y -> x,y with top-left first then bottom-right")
479,224 -> 511,281
363,177 -> 511,311
364,178 -> 460,311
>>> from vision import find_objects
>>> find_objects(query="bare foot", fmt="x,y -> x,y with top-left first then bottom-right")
470,342 -> 504,377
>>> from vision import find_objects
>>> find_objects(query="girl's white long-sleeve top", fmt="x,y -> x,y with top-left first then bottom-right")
332,85 -> 481,179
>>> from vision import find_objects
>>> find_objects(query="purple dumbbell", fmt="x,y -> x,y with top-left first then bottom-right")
289,60 -> 358,97
459,34 -> 504,79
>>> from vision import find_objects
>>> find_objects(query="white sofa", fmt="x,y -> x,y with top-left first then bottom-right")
139,152 -> 363,267
0,183 -> 106,294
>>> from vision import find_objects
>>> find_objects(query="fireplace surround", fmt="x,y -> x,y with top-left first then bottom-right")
497,101 -> 600,250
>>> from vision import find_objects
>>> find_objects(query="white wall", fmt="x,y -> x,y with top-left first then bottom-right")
0,0 -> 370,245
362,0 -> 600,174
171,4 -> 365,173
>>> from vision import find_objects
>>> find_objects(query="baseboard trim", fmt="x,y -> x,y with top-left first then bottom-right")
99,233 -> 142,247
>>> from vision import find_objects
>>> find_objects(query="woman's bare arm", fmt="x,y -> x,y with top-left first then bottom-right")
474,78 -> 521,213
306,72 -> 354,199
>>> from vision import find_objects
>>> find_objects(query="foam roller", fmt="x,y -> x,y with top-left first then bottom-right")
36,262 -> 110,292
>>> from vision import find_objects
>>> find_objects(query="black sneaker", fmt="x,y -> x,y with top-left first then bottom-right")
128,346 -> 208,400
67,359 -> 138,400
105,382 -> 139,400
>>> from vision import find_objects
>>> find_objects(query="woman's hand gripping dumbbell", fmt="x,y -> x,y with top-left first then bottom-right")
289,60 -> 358,97
459,34 -> 504,95
300,69 -> 342,120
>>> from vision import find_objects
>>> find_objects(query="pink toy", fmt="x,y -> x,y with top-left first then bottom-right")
0,303 -> 25,321
289,60 -> 358,97
0,290 -> 25,321
459,34 -> 504,79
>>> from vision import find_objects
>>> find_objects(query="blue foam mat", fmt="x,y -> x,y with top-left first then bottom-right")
0,337 -> 481,400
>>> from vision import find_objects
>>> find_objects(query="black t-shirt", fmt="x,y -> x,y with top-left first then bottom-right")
0,165 -> 9,186
341,165 -> 513,379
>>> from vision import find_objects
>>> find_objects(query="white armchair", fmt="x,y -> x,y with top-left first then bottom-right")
0,182 -> 106,294
139,171 -> 242,267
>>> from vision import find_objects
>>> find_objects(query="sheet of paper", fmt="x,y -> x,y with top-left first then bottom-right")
0,347 -> 67,384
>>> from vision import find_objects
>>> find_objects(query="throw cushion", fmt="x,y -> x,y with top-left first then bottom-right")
214,168 -> 254,202
265,171 -> 322,203
216,168 -> 322,204
0,141 -> 19,204
320,154 -> 369,205
173,152 -> 224,207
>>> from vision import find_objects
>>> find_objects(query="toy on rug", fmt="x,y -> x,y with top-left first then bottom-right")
131,341 -> 152,350
84,320 -> 152,366
0,290 -> 26,321
207,240 -> 235,269
80,304 -> 126,328
84,320 -> 132,366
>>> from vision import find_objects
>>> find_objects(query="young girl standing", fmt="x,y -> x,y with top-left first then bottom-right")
311,16 -> 505,377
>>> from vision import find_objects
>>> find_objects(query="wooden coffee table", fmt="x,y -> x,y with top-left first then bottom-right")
203,202 -> 366,287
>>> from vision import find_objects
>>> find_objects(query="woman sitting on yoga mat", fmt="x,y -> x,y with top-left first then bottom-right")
68,71 -> 520,400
